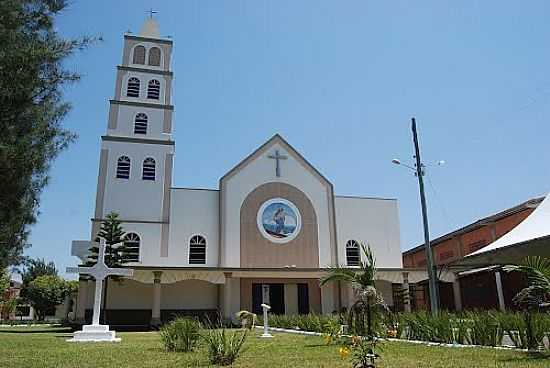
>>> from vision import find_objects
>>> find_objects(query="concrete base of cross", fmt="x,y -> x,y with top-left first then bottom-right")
67,324 -> 121,343
260,333 -> 273,338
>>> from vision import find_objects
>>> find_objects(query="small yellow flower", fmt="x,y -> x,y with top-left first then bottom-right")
324,335 -> 332,345
387,329 -> 397,338
339,346 -> 351,359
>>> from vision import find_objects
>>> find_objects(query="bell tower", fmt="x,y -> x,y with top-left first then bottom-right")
91,17 -> 174,259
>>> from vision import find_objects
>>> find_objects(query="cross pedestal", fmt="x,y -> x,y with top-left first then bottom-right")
260,303 -> 273,338
66,240 -> 133,342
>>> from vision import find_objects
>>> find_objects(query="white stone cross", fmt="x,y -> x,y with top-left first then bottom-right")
268,150 -> 288,177
67,240 -> 133,333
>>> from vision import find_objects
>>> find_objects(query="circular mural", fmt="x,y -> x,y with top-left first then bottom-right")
257,198 -> 302,244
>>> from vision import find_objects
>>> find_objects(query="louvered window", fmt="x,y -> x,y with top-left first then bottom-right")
142,157 -> 155,181
148,47 -> 161,66
126,77 -> 140,97
123,233 -> 140,262
133,46 -> 146,64
147,79 -> 160,99
189,235 -> 206,264
134,113 -> 148,134
346,240 -> 360,266
116,156 -> 131,179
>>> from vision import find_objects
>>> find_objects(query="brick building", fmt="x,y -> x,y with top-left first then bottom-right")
402,196 -> 544,311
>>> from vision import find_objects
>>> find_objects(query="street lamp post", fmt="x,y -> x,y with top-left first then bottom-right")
393,117 -> 440,315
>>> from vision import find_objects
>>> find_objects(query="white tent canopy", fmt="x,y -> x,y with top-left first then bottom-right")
458,193 -> 550,266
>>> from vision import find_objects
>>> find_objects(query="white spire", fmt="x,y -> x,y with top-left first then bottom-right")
139,16 -> 160,38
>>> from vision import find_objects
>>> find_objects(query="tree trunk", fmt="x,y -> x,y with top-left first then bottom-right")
366,297 -> 372,340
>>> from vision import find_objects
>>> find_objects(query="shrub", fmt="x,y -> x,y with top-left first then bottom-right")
159,317 -> 201,352
466,311 -> 503,346
201,328 -> 247,366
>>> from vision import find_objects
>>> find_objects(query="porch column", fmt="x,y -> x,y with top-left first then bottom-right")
495,271 -> 506,311
402,272 -> 411,312
75,277 -> 88,323
452,274 -> 462,311
221,272 -> 240,322
151,271 -> 163,326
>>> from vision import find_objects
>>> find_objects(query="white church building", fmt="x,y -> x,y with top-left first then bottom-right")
70,18 -> 411,326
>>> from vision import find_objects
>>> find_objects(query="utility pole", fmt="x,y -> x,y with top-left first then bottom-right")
411,117 -> 440,315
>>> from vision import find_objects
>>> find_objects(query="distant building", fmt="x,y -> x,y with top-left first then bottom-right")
402,196 -> 544,311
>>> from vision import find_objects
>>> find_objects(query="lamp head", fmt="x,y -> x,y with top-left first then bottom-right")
391,159 -> 401,165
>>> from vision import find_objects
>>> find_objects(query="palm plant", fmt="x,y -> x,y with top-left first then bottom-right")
320,243 -> 385,339
504,256 -> 550,351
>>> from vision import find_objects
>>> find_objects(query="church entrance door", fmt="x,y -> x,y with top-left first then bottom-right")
252,283 -> 286,315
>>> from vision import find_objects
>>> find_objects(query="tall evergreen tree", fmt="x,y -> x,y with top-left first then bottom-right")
0,0 -> 95,268
85,212 -> 133,323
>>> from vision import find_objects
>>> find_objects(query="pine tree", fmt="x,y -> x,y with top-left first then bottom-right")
85,212 -> 133,323
0,0 -> 96,268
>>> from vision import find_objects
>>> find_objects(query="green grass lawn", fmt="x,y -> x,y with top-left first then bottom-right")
1,326 -> 548,367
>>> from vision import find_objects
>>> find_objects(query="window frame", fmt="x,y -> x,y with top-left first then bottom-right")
123,232 -> 141,263
116,155 -> 131,179
134,113 -> 148,135
345,239 -> 361,267
188,234 -> 207,265
147,79 -> 161,100
148,47 -> 162,67
126,77 -> 141,98
132,45 -> 146,65
142,157 -> 156,181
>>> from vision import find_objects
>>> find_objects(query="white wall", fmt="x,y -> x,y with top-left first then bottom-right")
119,70 -> 169,105
108,105 -> 170,140
101,140 -> 173,222
164,188 -> 220,267
222,141 -> 333,268
335,196 -> 402,268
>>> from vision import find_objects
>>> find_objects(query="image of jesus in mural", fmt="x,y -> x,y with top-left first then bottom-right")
273,207 -> 286,234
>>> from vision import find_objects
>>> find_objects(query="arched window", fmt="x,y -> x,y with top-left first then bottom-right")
116,156 -> 131,179
142,157 -> 155,181
346,240 -> 360,266
134,113 -> 148,134
123,233 -> 140,262
132,45 -> 146,64
147,79 -> 160,99
148,47 -> 161,66
189,235 -> 206,264
126,77 -> 140,97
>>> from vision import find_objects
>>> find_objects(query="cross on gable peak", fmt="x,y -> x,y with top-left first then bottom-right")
268,149 -> 288,177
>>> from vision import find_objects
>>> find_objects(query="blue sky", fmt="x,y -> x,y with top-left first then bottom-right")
24,1 -> 550,277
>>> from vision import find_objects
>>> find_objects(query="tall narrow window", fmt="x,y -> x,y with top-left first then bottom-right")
147,79 -> 160,99
142,157 -> 155,181
123,233 -> 140,262
116,156 -> 131,179
148,47 -> 161,66
346,240 -> 360,266
126,77 -> 140,97
132,45 -> 146,64
189,235 -> 206,264
134,113 -> 148,134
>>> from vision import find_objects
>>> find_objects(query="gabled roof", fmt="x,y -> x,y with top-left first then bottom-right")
219,134 -> 333,189
403,196 -> 544,256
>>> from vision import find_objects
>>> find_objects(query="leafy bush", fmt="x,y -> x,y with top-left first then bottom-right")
466,311 -> 503,346
201,329 -> 247,366
258,313 -> 341,333
159,317 -> 201,352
